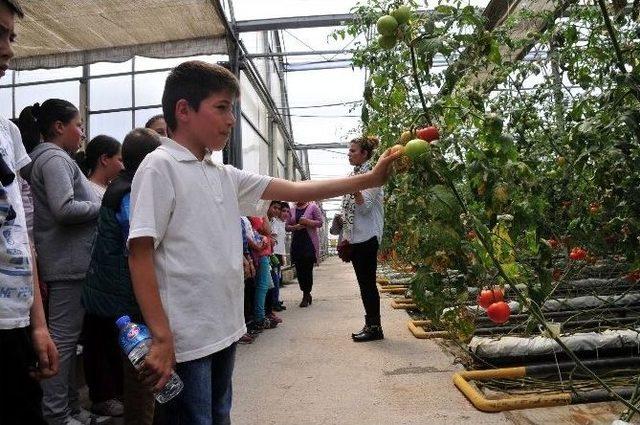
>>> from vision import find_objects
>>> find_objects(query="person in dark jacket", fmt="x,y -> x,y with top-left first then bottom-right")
82,128 -> 161,425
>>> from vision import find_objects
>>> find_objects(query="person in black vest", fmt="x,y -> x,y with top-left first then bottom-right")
81,128 -> 161,425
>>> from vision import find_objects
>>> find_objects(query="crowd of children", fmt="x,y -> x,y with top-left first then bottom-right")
240,201 -> 292,344
0,2 -> 400,425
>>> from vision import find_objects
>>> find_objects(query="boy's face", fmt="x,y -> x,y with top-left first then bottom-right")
268,203 -> 281,218
0,3 -> 16,79
280,207 -> 290,221
188,91 -> 236,152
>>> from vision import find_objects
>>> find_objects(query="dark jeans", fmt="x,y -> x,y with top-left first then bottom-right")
351,236 -> 381,326
0,327 -> 47,425
243,278 -> 255,324
83,313 -> 124,403
164,344 -> 237,425
293,256 -> 315,294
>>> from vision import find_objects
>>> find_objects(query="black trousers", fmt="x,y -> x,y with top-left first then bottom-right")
294,257 -> 315,294
351,236 -> 381,326
83,313 -> 124,403
0,327 -> 47,425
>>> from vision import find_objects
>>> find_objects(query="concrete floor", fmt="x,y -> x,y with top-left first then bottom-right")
232,257 -> 511,425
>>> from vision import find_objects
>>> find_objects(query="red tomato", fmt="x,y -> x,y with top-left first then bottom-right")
466,230 -> 477,240
626,270 -> 640,283
477,287 -> 504,309
487,301 -> 511,324
569,247 -> 587,261
416,126 -> 439,142
547,239 -> 559,249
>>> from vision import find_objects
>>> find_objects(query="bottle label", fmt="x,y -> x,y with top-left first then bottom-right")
119,323 -> 151,354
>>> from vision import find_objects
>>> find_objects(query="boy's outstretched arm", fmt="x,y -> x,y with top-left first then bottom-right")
129,237 -> 175,392
262,147 -> 401,202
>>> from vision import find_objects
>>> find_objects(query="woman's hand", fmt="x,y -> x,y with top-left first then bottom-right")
299,218 -> 317,228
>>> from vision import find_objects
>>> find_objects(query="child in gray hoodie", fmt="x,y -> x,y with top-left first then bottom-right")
20,99 -> 100,425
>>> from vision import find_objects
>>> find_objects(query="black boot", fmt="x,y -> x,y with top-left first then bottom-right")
299,292 -> 310,308
352,325 -> 384,342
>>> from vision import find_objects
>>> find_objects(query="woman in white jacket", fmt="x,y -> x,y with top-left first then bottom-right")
341,136 -> 384,342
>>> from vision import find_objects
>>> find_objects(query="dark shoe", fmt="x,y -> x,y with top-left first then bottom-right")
273,304 -> 284,312
308,293 -> 313,305
352,325 -> 384,342
299,298 -> 309,308
239,333 -> 254,344
351,326 -> 368,338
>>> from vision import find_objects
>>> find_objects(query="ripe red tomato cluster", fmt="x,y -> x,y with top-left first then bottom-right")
477,287 -> 503,308
477,287 -> 511,324
569,247 -> 587,261
547,238 -> 559,249
416,126 -> 439,142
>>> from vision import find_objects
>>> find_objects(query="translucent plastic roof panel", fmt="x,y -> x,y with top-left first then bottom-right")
12,0 -> 228,70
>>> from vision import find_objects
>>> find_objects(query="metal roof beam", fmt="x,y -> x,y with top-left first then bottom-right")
244,49 -> 353,58
235,14 -> 354,32
293,143 -> 347,150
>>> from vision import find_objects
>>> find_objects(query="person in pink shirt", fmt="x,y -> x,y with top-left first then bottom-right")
286,201 -> 323,307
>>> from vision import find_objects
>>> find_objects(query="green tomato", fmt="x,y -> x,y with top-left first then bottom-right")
404,139 -> 429,160
378,35 -> 397,50
376,15 -> 399,36
391,5 -> 412,25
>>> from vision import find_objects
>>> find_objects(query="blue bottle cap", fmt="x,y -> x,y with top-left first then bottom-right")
115,315 -> 131,329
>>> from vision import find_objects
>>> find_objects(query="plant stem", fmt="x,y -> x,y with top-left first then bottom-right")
595,0 -> 626,75
409,43 -> 431,124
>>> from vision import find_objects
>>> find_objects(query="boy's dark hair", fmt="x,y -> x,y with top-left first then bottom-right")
162,61 -> 240,131
1,0 -> 24,18
269,200 -> 282,208
23,99 -> 78,141
144,114 -> 164,129
122,128 -> 161,173
78,135 -> 121,176
280,202 -> 290,210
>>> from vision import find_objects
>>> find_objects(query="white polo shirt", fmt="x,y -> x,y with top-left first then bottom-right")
128,138 -> 272,362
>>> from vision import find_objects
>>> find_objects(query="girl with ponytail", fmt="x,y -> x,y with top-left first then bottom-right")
78,135 -> 123,199
19,98 -> 101,424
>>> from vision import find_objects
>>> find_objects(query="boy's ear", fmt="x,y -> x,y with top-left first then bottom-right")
174,99 -> 191,127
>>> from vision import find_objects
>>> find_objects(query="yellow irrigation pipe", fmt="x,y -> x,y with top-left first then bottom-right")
407,320 -> 450,339
391,300 -> 417,309
376,277 -> 391,285
380,286 -> 408,294
453,368 -> 572,412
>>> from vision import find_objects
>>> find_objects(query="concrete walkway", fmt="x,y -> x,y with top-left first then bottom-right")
231,257 -> 511,425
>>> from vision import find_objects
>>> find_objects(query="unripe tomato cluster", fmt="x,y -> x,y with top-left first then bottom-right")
376,5 -> 412,50
391,125 -> 440,162
477,287 -> 511,324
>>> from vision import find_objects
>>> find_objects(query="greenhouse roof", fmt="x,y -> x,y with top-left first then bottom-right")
12,0 -> 228,70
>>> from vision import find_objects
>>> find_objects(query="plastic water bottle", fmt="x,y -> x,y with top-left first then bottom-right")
116,315 -> 183,403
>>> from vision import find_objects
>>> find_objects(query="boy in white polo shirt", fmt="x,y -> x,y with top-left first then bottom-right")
127,61 -> 401,424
